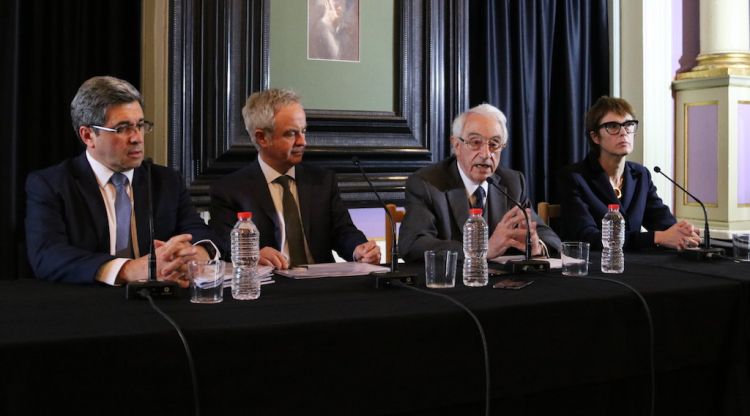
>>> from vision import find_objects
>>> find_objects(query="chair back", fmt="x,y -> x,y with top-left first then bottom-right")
385,204 -> 405,263
537,201 -> 561,227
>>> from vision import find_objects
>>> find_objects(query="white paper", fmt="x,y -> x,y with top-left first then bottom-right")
274,262 -> 390,279
489,255 -> 563,269
222,263 -> 275,287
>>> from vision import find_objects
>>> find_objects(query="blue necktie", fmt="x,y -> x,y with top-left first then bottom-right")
472,186 -> 486,209
110,173 -> 132,258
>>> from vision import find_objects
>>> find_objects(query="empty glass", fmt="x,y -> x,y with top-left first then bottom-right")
561,242 -> 590,276
424,250 -> 458,288
187,260 -> 225,304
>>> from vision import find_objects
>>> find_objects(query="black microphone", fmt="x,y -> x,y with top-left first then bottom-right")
127,158 -> 180,299
146,158 -> 158,281
486,177 -> 550,273
352,157 -> 416,288
653,166 -> 723,260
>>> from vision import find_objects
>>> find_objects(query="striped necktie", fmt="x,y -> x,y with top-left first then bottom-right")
274,175 -> 308,266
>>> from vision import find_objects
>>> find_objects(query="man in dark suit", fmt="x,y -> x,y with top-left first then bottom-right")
26,76 -> 219,286
209,89 -> 380,269
399,104 -> 561,262
558,96 -> 700,250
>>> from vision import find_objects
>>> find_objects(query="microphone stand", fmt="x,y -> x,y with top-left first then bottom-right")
486,178 -> 550,273
653,166 -> 723,260
352,157 -> 416,288
126,159 -> 180,299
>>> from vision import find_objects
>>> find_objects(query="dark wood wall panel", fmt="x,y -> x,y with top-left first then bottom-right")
169,0 -> 468,209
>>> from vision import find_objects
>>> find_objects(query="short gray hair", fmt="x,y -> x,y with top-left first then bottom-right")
450,103 -> 508,153
242,89 -> 302,149
70,76 -> 143,139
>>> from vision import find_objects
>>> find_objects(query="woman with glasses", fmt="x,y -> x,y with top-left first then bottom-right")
558,96 -> 701,250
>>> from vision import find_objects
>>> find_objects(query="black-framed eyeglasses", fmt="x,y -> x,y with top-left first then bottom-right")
457,134 -> 506,152
598,120 -> 639,135
91,121 -> 154,136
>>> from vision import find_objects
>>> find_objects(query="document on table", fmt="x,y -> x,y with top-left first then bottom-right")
489,255 -> 563,269
275,262 -> 390,279
222,264 -> 275,288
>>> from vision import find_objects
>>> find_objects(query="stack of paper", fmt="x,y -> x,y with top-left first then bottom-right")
275,262 -> 390,279
222,263 -> 275,288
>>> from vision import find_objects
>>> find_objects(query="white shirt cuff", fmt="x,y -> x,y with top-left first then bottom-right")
96,258 -> 130,286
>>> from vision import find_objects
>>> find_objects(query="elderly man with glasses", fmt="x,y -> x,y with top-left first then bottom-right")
398,103 -> 561,262
25,76 -> 220,286
558,96 -> 701,251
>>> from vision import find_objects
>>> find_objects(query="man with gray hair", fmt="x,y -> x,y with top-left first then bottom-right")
210,88 -> 380,269
26,76 -> 220,285
398,103 -> 560,261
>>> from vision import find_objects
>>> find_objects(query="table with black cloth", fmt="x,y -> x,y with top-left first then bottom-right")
0,252 -> 748,416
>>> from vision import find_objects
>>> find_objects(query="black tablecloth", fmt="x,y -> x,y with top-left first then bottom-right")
0,252 -> 748,415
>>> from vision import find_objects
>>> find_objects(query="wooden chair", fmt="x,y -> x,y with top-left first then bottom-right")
384,204 -> 405,263
537,201 -> 561,226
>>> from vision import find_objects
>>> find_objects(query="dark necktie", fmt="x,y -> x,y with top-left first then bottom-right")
110,173 -> 132,258
274,175 -> 308,266
471,186 -> 486,209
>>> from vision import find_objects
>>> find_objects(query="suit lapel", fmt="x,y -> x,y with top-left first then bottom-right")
72,154 -> 111,252
132,166 -> 150,256
294,165 -> 313,242
446,161 -> 470,232
619,163 -> 639,213
487,172 -> 506,231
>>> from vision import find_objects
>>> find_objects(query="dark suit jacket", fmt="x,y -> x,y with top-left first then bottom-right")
25,153 -> 218,284
209,160 -> 367,263
398,157 -> 561,262
558,152 -> 676,250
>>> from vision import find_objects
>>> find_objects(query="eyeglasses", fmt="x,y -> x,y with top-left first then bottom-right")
91,121 -> 154,136
598,120 -> 639,135
456,134 -> 506,152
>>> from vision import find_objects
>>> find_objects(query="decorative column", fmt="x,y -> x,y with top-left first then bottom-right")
672,0 -> 750,237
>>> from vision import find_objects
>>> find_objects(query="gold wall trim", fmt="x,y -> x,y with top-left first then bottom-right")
141,0 -> 169,166
683,101 -> 720,208
676,52 -> 750,80
676,67 -> 750,80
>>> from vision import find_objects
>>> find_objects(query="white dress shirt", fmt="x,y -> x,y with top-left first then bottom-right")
258,157 -> 314,264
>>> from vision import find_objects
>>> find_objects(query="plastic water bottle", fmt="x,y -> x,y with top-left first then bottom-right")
231,212 -> 260,300
463,208 -> 489,286
601,204 -> 625,273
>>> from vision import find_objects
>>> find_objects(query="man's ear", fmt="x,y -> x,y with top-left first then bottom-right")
254,129 -> 268,147
449,136 -> 460,153
79,126 -> 95,148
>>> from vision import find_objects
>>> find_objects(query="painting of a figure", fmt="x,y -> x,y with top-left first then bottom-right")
308,0 -> 360,62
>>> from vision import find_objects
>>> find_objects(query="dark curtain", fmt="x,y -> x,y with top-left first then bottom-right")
1,0 -> 141,279
469,0 -> 610,205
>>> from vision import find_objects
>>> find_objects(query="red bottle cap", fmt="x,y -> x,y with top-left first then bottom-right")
469,208 -> 483,216
237,212 -> 252,219
607,204 -> 620,210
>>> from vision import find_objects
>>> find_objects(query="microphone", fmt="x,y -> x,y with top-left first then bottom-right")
653,166 -> 723,260
486,177 -> 550,273
146,158 -> 158,282
126,158 -> 180,299
352,157 -> 416,288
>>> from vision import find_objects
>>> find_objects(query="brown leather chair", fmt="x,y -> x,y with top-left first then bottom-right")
537,201 -> 561,226
384,204 -> 405,263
